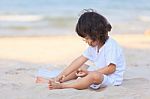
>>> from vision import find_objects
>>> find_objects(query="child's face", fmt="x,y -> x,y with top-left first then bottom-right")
83,36 -> 99,47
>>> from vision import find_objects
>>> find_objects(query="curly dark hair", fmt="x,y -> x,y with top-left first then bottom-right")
76,9 -> 112,44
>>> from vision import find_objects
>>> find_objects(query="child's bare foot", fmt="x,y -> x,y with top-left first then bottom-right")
49,80 -> 62,90
36,77 -> 49,83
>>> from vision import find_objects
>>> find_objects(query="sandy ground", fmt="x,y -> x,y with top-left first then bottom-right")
0,34 -> 150,99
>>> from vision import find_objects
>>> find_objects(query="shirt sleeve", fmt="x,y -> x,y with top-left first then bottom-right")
105,44 -> 119,66
82,46 -> 93,60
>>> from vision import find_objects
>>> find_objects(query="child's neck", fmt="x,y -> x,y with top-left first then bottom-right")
97,42 -> 103,53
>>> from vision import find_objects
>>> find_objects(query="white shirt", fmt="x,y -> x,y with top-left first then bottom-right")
82,37 -> 126,85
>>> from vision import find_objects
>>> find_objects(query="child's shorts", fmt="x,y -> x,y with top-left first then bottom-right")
90,74 -> 115,90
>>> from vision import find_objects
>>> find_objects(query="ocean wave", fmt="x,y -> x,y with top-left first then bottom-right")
0,15 -> 43,22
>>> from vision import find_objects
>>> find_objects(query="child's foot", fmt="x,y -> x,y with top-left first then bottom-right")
49,80 -> 62,90
36,77 -> 49,83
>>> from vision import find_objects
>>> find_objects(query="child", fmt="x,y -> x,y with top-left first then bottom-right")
37,9 -> 126,90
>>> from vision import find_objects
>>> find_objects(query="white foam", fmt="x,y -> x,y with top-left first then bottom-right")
0,15 -> 43,22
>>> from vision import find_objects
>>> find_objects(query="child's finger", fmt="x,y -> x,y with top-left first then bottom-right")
76,72 -> 81,76
78,68 -> 82,72
77,68 -> 82,74
62,75 -> 65,79
76,72 -> 86,77
78,68 -> 81,71
61,75 -> 65,81
59,75 -> 65,82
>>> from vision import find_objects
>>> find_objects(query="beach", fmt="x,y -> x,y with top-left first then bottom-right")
0,0 -> 150,98
0,34 -> 150,99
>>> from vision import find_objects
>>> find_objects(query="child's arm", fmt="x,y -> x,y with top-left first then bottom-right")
56,55 -> 88,82
96,63 -> 116,75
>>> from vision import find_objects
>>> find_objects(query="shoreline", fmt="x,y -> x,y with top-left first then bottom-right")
0,34 -> 150,64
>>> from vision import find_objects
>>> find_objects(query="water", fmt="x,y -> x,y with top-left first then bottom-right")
0,0 -> 150,36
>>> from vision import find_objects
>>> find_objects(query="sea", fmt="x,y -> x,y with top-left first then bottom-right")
0,0 -> 150,36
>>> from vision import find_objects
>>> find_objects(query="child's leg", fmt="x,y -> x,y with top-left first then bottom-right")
49,71 -> 104,90
36,64 -> 89,83
60,64 -> 89,82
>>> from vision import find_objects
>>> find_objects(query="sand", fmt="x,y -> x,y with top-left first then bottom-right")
0,34 -> 150,99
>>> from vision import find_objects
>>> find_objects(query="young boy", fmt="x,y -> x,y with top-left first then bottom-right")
37,9 -> 126,90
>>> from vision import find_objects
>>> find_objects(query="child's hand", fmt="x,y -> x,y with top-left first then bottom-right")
54,75 -> 65,83
76,68 -> 88,77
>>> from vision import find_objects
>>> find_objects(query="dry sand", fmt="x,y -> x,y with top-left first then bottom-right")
0,34 -> 150,99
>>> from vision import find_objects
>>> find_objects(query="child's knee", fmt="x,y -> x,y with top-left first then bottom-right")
88,72 -> 103,83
